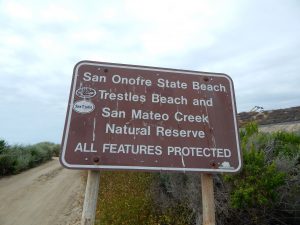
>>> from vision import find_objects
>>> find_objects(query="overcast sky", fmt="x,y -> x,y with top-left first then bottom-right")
0,0 -> 299,144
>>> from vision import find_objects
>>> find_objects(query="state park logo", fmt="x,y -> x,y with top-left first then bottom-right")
76,87 -> 96,98
73,100 -> 95,114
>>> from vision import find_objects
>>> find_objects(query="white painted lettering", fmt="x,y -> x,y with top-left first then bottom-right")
192,98 -> 213,106
112,74 -> 152,86
102,107 -> 126,118
156,126 -> 205,139
174,112 -> 209,123
157,78 -> 187,89
102,143 -> 162,155
132,109 -> 169,121
83,72 -> 106,83
152,94 -> 187,105
98,90 -> 146,103
192,82 -> 226,92
167,146 -> 232,158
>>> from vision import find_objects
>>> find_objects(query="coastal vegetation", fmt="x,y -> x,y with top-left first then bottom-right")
96,123 -> 300,225
0,140 -> 59,176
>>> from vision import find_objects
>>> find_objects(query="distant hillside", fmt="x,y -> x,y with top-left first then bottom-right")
238,106 -> 300,125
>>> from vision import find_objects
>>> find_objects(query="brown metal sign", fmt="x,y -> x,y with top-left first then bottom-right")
60,61 -> 242,172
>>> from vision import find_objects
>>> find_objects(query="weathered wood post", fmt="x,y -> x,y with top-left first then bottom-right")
201,173 -> 215,225
81,170 -> 101,225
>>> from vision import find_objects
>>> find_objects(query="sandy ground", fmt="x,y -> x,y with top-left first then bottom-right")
259,121 -> 300,133
0,158 -> 85,225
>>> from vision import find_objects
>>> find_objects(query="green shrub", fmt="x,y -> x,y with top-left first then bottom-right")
52,144 -> 60,157
222,122 -> 299,224
226,123 -> 286,209
224,147 -> 285,208
0,154 -> 17,175
0,139 -> 8,154
15,153 -> 32,172
240,122 -> 259,141
272,131 -> 300,158
0,140 -> 60,176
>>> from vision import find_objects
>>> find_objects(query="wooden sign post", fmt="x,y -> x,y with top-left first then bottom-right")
201,174 -> 215,225
81,170 -> 100,225
60,61 -> 241,225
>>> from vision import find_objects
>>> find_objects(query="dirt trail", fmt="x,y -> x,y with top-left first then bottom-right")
0,158 -> 85,225
259,121 -> 300,133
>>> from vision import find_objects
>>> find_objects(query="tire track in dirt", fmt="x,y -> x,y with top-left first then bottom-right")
0,158 -> 85,225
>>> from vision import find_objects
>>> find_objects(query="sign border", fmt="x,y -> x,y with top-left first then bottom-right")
60,60 -> 242,173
